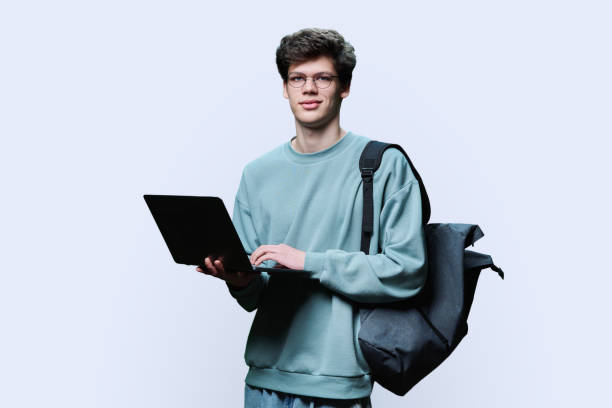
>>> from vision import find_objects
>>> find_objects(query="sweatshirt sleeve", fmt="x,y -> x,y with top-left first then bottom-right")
303,154 -> 428,304
226,172 -> 269,312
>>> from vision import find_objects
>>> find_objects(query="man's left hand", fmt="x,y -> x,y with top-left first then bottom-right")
250,243 -> 306,270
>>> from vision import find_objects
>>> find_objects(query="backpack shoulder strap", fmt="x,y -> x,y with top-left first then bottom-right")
359,141 -> 431,254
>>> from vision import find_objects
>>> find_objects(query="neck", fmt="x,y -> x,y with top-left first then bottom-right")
291,117 -> 347,154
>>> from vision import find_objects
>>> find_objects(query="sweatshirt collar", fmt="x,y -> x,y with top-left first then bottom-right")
284,131 -> 356,164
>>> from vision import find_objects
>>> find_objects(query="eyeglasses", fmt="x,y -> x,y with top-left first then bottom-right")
287,73 -> 339,89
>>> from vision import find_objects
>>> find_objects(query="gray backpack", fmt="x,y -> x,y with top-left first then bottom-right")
358,141 -> 504,396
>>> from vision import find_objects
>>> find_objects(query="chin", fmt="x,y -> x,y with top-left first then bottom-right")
298,115 -> 324,124
298,119 -> 331,130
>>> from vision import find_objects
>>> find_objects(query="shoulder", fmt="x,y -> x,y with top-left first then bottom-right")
346,134 -> 419,187
235,143 -> 286,205
241,143 -> 286,180
376,145 -> 418,186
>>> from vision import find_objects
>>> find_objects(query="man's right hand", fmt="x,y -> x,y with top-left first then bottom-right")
195,256 -> 258,288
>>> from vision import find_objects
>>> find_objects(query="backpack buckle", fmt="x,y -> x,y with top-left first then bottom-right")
361,167 -> 374,182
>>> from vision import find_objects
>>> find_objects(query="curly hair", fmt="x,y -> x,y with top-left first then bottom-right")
276,28 -> 357,90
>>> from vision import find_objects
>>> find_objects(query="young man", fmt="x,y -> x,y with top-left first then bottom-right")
196,28 -> 428,407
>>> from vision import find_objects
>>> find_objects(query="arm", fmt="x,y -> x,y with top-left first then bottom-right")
248,150 -> 428,304
226,175 -> 269,312
226,269 -> 269,312
305,179 -> 427,303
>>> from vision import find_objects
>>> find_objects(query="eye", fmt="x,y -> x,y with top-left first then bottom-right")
289,75 -> 305,82
315,75 -> 333,86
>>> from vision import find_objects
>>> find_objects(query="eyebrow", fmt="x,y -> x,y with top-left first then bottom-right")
288,71 -> 336,76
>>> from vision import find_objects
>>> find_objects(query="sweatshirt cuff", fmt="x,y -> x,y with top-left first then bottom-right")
304,251 -> 326,280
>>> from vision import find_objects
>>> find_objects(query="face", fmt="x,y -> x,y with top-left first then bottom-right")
283,55 -> 350,130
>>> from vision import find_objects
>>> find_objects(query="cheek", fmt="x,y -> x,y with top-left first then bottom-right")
324,97 -> 339,110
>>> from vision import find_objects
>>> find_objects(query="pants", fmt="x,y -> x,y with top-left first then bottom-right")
244,384 -> 372,408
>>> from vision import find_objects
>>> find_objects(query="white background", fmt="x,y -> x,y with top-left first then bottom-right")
1,1 -> 610,407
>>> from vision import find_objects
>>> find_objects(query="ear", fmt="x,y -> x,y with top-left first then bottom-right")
339,82 -> 350,99
283,81 -> 289,99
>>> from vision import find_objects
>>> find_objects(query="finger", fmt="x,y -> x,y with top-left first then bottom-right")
252,251 -> 267,266
205,257 -> 218,276
250,248 -> 262,264
199,258 -> 210,274
198,261 -> 212,275
250,245 -> 276,264
210,258 -> 229,280
252,245 -> 280,265
214,259 -> 225,274
250,250 -> 259,265
253,253 -> 280,266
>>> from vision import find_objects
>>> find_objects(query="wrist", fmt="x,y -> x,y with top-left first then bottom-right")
227,281 -> 248,290
225,273 -> 256,290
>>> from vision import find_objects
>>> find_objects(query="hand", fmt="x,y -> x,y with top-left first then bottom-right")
196,256 -> 258,288
250,244 -> 305,270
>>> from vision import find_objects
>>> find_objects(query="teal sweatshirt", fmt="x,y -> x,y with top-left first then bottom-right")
227,131 -> 427,399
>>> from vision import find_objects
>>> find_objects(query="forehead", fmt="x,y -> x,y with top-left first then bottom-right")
288,55 -> 336,74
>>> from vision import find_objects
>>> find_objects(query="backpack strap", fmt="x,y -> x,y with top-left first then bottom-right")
359,141 -> 431,254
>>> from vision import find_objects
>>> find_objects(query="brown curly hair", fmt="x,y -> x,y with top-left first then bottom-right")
276,28 -> 357,90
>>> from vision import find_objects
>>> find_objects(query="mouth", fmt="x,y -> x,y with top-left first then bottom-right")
300,100 -> 322,110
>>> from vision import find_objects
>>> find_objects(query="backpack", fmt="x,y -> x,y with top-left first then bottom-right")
357,140 -> 504,396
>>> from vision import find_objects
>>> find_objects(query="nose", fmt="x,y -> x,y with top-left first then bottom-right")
302,77 -> 318,93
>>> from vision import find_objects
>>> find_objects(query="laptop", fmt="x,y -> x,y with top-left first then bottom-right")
143,194 -> 309,275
